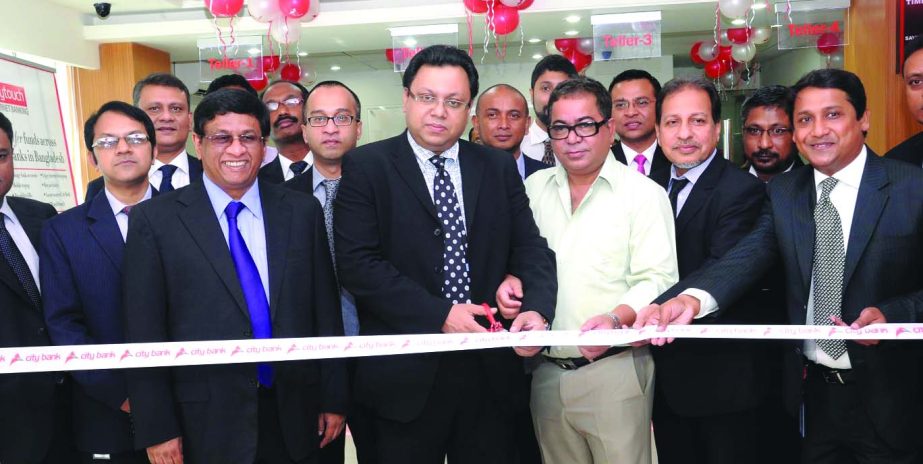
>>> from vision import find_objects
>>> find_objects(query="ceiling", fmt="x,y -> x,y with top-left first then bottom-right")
46,0 -> 784,68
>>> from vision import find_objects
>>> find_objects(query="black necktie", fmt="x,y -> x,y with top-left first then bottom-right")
668,178 -> 690,215
542,139 -> 556,166
159,165 -> 178,193
429,156 -> 471,304
291,160 -> 309,176
0,214 -> 41,309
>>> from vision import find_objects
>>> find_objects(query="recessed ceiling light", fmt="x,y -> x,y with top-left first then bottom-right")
564,30 -> 579,36
403,38 -> 417,47
565,15 -> 581,23
731,18 -> 747,26
297,51 -> 308,57
751,2 -> 767,9
248,48 -> 260,55
528,37 -> 541,43
330,65 -> 341,71
532,53 -> 543,59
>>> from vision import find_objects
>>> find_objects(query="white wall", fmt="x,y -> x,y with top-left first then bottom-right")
0,0 -> 99,69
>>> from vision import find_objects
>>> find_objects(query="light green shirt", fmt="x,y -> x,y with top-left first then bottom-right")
525,153 -> 679,358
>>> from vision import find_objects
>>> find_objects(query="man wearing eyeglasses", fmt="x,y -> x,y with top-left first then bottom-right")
85,73 -> 203,201
40,101 -> 157,464
335,45 -> 556,463
259,80 -> 314,184
498,77 -> 677,464
121,88 -> 347,463
609,69 -> 670,177
647,77 -> 771,464
741,85 -> 805,183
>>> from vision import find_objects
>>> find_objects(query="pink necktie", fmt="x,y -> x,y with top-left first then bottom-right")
633,154 -> 648,175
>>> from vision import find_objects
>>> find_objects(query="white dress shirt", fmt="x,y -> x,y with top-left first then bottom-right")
150,150 -> 191,190
0,197 -> 41,291
520,120 -> 552,163
277,151 -> 314,182
748,159 -> 797,181
621,139 -> 659,176
104,185 -> 153,241
407,132 -> 467,229
668,150 -> 717,216
516,154 -> 526,180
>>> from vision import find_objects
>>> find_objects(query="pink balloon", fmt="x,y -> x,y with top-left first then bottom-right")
816,32 -> 840,55
280,63 -> 302,82
206,0 -> 243,17
278,0 -> 310,19
248,0 -> 282,22
489,4 -> 520,36
464,0 -> 489,14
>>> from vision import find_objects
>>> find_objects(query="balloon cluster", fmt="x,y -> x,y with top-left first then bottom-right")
545,38 -> 593,73
248,0 -> 319,45
464,0 -> 534,36
688,0 -> 770,87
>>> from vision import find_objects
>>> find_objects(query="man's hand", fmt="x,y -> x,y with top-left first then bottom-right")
442,304 -> 493,333
832,307 -> 887,346
146,436 -> 183,464
510,310 -> 547,357
579,304 -> 634,360
318,413 -> 346,448
633,295 -> 701,346
120,399 -> 130,413
496,274 -> 523,320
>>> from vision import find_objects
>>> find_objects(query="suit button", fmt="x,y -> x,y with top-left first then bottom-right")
433,228 -> 442,237
37,327 -> 45,334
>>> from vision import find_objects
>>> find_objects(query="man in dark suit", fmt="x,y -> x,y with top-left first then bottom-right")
85,73 -> 203,200
639,69 -> 923,464
472,84 -> 549,182
260,80 -> 313,184
41,101 -> 156,463
647,77 -> 770,464
741,85 -> 805,182
609,69 -> 670,176
0,112 -> 76,463
335,45 -> 557,464
122,89 -> 347,463
886,35 -> 923,167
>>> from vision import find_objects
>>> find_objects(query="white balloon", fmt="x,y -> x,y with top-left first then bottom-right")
731,42 -> 756,62
750,27 -> 770,45
248,0 -> 282,23
500,0 -> 526,6
698,41 -> 718,62
577,38 -> 594,55
546,39 -> 560,55
719,29 -> 730,45
271,18 -> 301,45
719,0 -> 750,19
304,0 -> 319,22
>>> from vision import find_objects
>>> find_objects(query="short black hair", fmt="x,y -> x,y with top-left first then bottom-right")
904,35 -> 923,72
476,83 -> 528,113
656,77 -> 721,124
792,68 -> 866,120
194,88 -> 270,137
608,69 -> 662,97
402,45 -> 479,102
309,80 -> 362,117
206,74 -> 258,96
261,80 -> 310,102
546,77 -> 612,122
530,55 -> 578,90
741,85 -> 795,124
83,101 -> 157,152
0,112 -> 12,144
132,72 -> 191,107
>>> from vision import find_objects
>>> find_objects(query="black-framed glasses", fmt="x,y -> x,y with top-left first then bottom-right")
548,120 -> 607,140
743,126 -> 792,138
306,114 -> 358,127
203,133 -> 264,148
92,133 -> 150,150
265,97 -> 303,112
406,89 -> 469,112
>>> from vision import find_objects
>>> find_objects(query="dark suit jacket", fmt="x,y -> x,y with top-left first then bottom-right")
523,154 -> 550,179
283,165 -> 314,195
85,153 -> 203,201
335,132 -> 557,422
612,141 -> 670,176
680,150 -> 923,450
122,180 -> 346,462
885,131 -> 923,167
650,155 -> 769,417
0,196 -> 60,464
258,155 -> 286,184
40,189 -> 157,453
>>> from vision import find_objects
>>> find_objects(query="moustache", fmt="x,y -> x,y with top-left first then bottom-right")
751,149 -> 779,159
273,115 -> 299,129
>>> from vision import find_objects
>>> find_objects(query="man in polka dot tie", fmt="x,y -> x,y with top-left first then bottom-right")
335,45 -> 557,463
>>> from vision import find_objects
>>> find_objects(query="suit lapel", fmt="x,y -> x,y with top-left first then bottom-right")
790,168 -> 816,294
651,145 -> 671,173
260,182 -> 290,320
459,143 -> 483,230
390,132 -> 438,222
177,183 -> 249,318
611,143 -> 627,164
674,157 -> 723,234
187,154 -> 204,181
86,194 -> 125,271
843,152 -> 888,285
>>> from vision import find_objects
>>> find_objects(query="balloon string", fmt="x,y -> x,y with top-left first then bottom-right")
228,16 -> 237,55
713,2 -> 720,47
518,24 -> 524,57
786,0 -> 793,25
482,1 -> 495,65
213,15 -> 226,57
466,10 -> 474,57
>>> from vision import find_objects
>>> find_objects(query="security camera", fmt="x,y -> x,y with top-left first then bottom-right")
94,2 -> 111,18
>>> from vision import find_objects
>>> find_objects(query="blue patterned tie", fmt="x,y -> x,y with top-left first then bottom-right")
0,213 -> 41,310
159,165 -> 178,193
429,156 -> 471,304
225,201 -> 273,387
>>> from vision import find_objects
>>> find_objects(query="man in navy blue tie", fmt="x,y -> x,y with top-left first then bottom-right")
122,88 -> 347,464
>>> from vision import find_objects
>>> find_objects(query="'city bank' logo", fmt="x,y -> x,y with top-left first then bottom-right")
0,83 -> 27,108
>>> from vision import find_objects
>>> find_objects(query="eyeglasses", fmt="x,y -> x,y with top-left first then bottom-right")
92,133 -> 150,150
306,114 -> 358,127
612,98 -> 652,111
203,133 -> 264,148
265,97 -> 303,112
548,120 -> 608,140
407,90 -> 469,112
743,126 -> 792,138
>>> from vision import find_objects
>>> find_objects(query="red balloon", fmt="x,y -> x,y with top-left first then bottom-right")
261,55 -> 281,73
249,74 -> 269,91
206,0 -> 244,17
564,50 -> 592,73
718,45 -> 733,61
278,0 -> 310,19
554,38 -> 578,54
489,4 -> 520,36
704,59 -> 731,79
690,41 -> 706,66
726,27 -> 751,45
464,0 -> 489,14
385,48 -> 395,63
516,0 -> 534,9
280,63 -> 302,82
816,32 -> 840,55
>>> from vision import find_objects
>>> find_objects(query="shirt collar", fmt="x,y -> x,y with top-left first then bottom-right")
152,149 -> 189,173
671,149 -> 718,185
552,149 -> 620,190
407,131 -> 459,163
527,120 -> 549,145
813,145 -> 867,191
0,196 -> 18,226
202,173 -> 263,221
620,139 -> 658,159
104,184 -> 153,216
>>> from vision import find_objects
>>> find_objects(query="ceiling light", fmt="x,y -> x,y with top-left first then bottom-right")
528,37 -> 541,43
532,53 -> 543,59
247,48 -> 260,55
752,2 -> 767,9
297,51 -> 308,57
565,15 -> 581,23
330,65 -> 341,71
731,18 -> 747,26
564,30 -> 579,36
